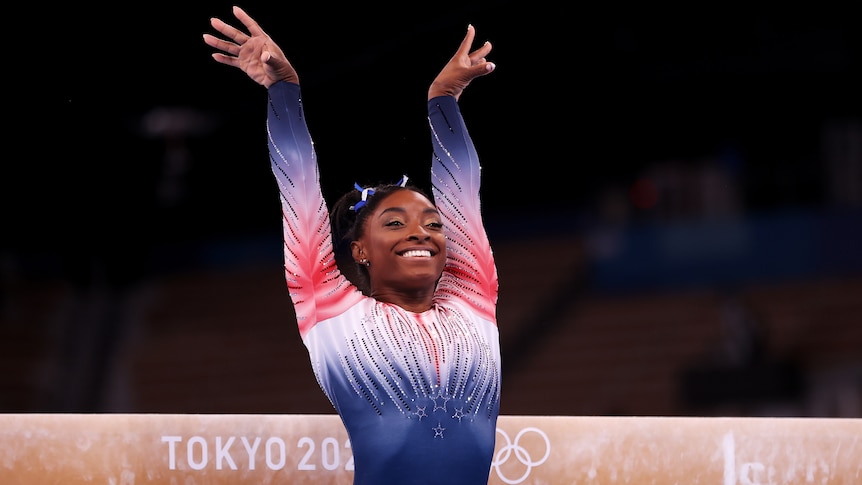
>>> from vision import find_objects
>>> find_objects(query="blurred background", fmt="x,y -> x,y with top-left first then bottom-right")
2,2 -> 860,417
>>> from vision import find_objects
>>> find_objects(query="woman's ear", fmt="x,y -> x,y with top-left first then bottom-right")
350,241 -> 363,263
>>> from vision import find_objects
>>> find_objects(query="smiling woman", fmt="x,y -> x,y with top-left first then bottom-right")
203,6 -> 500,485
330,182 -> 448,308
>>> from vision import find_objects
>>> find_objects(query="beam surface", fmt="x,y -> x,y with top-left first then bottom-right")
1,414 -> 859,484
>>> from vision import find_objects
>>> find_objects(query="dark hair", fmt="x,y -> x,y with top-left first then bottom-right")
329,179 -> 431,295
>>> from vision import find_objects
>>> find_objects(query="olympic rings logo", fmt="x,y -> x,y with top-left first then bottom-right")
491,427 -> 551,484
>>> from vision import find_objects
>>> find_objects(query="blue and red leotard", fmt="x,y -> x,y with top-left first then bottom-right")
267,81 -> 500,485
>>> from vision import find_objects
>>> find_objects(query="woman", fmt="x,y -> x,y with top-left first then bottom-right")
204,7 -> 500,484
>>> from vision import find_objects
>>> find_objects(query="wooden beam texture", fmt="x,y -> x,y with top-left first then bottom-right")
1,414 -> 859,484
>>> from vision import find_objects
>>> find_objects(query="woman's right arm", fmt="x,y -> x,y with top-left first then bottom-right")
205,7 -> 361,338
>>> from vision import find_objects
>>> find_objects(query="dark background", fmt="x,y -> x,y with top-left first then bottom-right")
17,2 -> 861,245
3,2 -> 861,415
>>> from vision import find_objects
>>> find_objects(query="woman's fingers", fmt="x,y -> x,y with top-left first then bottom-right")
231,6 -> 266,39
469,41 -> 492,65
210,52 -> 241,69
209,17 -> 250,45
456,24 -> 477,60
203,33 -> 239,57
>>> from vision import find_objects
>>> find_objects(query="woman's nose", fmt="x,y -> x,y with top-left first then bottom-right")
407,224 -> 431,240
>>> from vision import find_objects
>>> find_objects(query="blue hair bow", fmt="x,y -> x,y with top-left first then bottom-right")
349,183 -> 376,212
349,175 -> 409,213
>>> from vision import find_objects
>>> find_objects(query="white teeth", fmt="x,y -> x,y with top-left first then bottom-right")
402,250 -> 432,258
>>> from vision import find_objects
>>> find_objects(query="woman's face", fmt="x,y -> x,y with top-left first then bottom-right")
352,189 -> 447,294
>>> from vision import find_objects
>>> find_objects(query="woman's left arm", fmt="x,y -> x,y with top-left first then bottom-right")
427,24 -> 499,320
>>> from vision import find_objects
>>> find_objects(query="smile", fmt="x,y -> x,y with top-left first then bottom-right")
400,250 -> 433,258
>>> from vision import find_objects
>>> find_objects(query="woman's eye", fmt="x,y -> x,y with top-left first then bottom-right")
385,220 -> 404,227
428,222 -> 443,229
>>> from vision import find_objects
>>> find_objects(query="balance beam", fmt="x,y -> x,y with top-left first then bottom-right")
1,414 -> 859,484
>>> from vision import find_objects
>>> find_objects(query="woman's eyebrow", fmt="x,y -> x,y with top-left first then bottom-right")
378,207 -> 440,216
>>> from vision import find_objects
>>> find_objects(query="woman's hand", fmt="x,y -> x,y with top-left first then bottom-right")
428,24 -> 495,101
203,6 -> 298,88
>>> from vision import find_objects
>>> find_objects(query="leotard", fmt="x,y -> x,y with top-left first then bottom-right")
267,81 -> 500,485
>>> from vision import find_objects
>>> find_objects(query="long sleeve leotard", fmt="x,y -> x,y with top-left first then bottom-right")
266,81 -> 500,485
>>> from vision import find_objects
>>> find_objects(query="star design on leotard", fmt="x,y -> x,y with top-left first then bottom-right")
432,422 -> 445,438
452,407 -> 466,422
414,405 -> 428,420
432,391 -> 450,413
